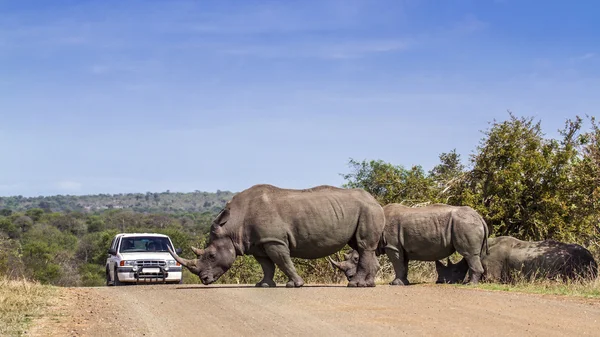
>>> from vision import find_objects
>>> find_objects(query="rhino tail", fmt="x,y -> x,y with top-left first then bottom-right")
481,216 -> 489,255
376,232 -> 387,256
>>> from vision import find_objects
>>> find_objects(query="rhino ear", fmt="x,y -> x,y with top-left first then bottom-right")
214,208 -> 230,226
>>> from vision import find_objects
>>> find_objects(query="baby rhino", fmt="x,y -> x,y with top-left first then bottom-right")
330,203 -> 489,285
436,236 -> 598,284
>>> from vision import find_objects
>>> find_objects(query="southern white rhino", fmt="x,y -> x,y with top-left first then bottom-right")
435,236 -> 598,283
330,203 -> 489,285
168,184 -> 386,287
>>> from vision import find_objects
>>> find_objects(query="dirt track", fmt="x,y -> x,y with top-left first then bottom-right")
29,284 -> 600,337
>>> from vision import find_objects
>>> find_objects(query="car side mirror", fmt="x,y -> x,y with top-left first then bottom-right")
108,248 -> 117,255
175,248 -> 183,255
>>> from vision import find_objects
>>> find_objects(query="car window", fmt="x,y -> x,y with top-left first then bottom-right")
113,237 -> 121,251
119,237 -> 174,253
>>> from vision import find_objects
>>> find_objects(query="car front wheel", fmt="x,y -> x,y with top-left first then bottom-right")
106,268 -> 113,286
113,267 -> 123,286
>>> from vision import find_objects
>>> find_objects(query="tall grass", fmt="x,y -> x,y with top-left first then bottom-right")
376,257 -> 600,298
466,278 -> 600,298
181,248 -> 599,298
375,257 -> 440,285
0,278 -> 54,336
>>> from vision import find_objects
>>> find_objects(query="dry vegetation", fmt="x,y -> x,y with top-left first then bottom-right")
202,251 -> 599,299
0,278 -> 54,336
375,257 -> 600,299
468,278 -> 600,298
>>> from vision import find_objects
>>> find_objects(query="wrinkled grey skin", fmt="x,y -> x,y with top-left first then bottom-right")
435,236 -> 598,284
330,203 -> 488,285
168,184 -> 385,288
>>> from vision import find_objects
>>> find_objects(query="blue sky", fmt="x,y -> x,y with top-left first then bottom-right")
1,0 -> 599,197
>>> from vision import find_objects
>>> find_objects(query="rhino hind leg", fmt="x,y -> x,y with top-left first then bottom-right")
254,256 -> 277,287
462,255 -> 484,284
263,242 -> 305,288
386,248 -> 409,286
348,249 -> 378,287
348,208 -> 385,288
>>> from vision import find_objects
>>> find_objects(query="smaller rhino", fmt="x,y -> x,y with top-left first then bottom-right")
329,203 -> 489,285
436,236 -> 598,284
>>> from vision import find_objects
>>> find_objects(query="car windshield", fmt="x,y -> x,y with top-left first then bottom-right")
119,236 -> 173,253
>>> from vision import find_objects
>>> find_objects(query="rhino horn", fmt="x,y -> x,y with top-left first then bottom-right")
327,256 -> 343,270
191,246 -> 204,257
168,246 -> 195,269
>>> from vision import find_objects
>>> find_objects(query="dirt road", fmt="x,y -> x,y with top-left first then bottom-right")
30,284 -> 599,337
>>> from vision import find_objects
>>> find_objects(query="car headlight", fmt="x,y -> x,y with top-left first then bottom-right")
167,260 -> 178,266
120,260 -> 136,267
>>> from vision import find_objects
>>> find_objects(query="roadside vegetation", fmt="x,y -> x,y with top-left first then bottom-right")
467,278 -> 600,298
376,259 -> 600,299
0,277 -> 54,336
0,112 -> 598,297
343,112 -> 600,298
0,190 -> 234,214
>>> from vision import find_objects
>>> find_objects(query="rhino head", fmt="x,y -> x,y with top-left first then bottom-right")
328,250 -> 360,281
168,207 -> 238,285
435,258 -> 469,284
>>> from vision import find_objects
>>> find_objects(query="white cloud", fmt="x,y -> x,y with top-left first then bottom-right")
452,15 -> 488,34
0,183 -> 23,192
221,39 -> 408,59
323,40 -> 408,59
90,64 -> 110,74
56,180 -> 83,191
572,53 -> 596,61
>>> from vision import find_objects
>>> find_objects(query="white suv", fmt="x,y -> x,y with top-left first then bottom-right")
106,233 -> 184,285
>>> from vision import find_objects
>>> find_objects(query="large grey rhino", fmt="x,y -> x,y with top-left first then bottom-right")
168,184 -> 386,287
329,203 -> 489,285
435,236 -> 598,283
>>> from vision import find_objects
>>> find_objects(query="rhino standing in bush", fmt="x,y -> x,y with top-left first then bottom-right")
330,203 -> 489,285
168,184 -> 385,287
435,236 -> 598,284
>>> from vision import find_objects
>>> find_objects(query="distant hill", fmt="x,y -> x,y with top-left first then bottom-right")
0,190 -> 235,214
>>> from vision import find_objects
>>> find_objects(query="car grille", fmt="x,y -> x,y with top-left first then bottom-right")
135,260 -> 166,267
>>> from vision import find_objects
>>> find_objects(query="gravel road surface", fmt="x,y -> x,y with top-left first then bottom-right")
29,284 -> 600,337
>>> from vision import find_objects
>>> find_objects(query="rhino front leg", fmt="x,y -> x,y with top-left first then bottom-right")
254,256 -> 276,287
386,248 -> 409,286
348,249 -> 378,287
263,242 -> 304,288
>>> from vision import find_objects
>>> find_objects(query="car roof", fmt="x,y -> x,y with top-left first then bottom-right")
115,233 -> 170,238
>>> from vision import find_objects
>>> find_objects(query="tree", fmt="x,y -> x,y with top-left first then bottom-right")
0,217 -> 19,239
86,215 -> 105,233
13,215 -> 33,235
40,212 -> 87,235
38,201 -> 52,212
455,113 -> 590,242
25,208 -> 45,222
341,159 -> 437,205
429,149 -> 466,204
21,224 -> 78,284
0,234 -> 25,278
568,116 -> 600,248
